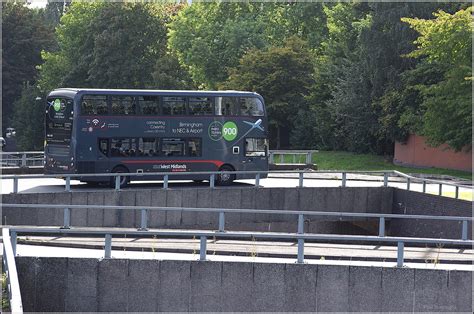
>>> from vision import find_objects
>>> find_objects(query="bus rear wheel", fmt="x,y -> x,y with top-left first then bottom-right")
216,165 -> 235,186
110,166 -> 129,188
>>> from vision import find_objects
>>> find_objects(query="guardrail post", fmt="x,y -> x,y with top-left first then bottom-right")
62,207 -> 71,229
455,186 -> 459,199
13,177 -> 18,194
438,184 -> 442,196
299,172 -> 304,188
210,174 -> 215,188
11,231 -> 17,256
218,212 -> 225,232
200,236 -> 207,261
21,153 -> 26,168
422,180 -> 426,193
397,241 -> 404,267
378,217 -> 385,237
115,176 -> 120,191
269,152 -> 274,164
461,220 -> 468,240
297,238 -> 304,264
342,172 -> 346,187
104,234 -> 112,259
406,178 -> 411,191
139,209 -> 148,231
383,173 -> 388,187
306,152 -> 311,164
279,154 -> 284,164
255,173 -> 260,188
65,176 -> 71,192
297,214 -> 304,234
292,154 -> 296,164
163,175 -> 169,189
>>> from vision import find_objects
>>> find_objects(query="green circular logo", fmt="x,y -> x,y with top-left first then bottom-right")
222,121 -> 238,141
53,99 -> 61,112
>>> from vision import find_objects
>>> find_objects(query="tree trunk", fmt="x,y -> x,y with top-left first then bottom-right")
277,126 -> 281,149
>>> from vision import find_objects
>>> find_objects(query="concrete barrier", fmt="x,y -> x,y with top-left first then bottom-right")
391,189 -> 472,240
17,257 -> 473,312
2,187 -> 392,235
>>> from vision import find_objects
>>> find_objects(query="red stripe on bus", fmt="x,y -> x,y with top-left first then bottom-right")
121,159 -> 224,167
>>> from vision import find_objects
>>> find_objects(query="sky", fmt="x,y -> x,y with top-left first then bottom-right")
27,0 -> 48,8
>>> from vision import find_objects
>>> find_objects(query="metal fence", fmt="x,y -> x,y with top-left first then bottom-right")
1,169 -> 471,200
4,203 -> 473,265
0,151 -> 44,168
269,150 -> 318,164
2,228 -> 23,313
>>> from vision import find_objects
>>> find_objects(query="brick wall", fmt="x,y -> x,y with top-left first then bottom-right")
394,134 -> 472,172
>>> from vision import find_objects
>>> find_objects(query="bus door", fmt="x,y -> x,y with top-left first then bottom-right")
97,138 -> 110,172
243,138 -> 268,170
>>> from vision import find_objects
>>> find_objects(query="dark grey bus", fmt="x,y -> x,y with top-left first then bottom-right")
45,88 -> 269,186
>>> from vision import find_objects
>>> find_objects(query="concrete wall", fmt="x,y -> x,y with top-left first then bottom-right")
391,189 -> 472,240
394,134 -> 472,172
17,257 -> 473,312
2,187 -> 392,234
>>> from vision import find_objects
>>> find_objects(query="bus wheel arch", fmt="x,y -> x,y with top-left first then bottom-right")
110,165 -> 130,188
217,164 -> 235,186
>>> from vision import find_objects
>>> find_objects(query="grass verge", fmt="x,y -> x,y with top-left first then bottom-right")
276,151 -> 472,180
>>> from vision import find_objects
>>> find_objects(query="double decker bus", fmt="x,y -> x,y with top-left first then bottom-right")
44,88 -> 268,186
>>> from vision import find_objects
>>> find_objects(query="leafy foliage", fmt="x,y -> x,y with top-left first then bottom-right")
12,84 -> 46,150
402,7 -> 473,151
39,2 -> 192,92
224,37 -> 314,148
2,2 -> 54,131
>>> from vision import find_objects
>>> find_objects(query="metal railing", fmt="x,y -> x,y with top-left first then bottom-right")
1,169 -> 471,200
0,150 -> 319,167
4,203 -> 473,266
2,228 -> 23,313
0,151 -> 44,168
269,150 -> 318,164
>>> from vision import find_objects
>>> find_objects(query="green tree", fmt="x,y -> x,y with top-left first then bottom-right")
39,2 -> 191,92
168,2 -> 328,89
168,2 -> 266,89
402,7 -> 473,151
12,84 -> 45,150
2,2 -> 54,132
224,37 -> 314,148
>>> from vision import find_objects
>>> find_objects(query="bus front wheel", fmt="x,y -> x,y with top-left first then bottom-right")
110,166 -> 129,188
216,165 -> 235,186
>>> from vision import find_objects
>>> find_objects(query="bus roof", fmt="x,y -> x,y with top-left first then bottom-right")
48,88 -> 262,98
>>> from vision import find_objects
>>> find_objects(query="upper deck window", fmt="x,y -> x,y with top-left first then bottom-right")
240,97 -> 264,116
139,96 -> 160,115
215,97 -> 239,116
81,95 -> 108,115
188,97 -> 213,115
111,96 -> 135,115
163,96 -> 186,115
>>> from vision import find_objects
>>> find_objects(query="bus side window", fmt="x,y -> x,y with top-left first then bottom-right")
163,97 -> 186,115
82,95 -> 108,115
138,137 -> 160,157
215,97 -> 238,116
139,96 -> 160,115
240,97 -> 264,116
99,139 -> 109,156
189,97 -> 213,115
111,96 -> 135,115
161,138 -> 185,156
187,138 -> 202,157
